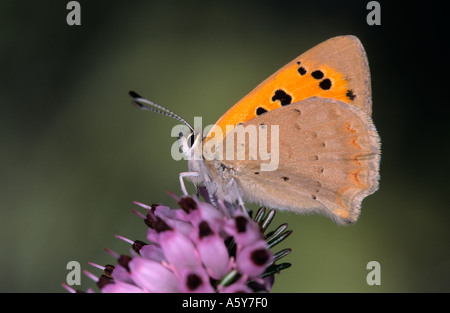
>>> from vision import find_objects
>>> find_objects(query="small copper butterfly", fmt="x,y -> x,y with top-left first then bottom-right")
131,35 -> 380,225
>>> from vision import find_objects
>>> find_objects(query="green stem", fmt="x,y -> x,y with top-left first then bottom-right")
218,269 -> 240,287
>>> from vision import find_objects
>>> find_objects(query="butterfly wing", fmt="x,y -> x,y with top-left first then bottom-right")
205,35 -> 371,146
217,97 -> 380,225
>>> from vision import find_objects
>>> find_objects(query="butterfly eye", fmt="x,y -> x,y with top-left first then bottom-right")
178,130 -> 196,148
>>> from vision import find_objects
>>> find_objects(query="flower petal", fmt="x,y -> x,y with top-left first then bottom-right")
129,257 -> 180,292
159,230 -> 201,270
110,264 -> 134,284
178,268 -> 215,293
139,244 -> 166,262
189,197 -> 225,233
102,281 -> 143,293
219,283 -> 252,293
197,231 -> 230,280
224,214 -> 262,246
236,240 -> 273,277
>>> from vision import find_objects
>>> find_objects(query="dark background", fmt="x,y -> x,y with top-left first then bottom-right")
0,0 -> 449,292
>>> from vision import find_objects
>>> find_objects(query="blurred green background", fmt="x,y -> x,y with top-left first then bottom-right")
1,0 -> 449,292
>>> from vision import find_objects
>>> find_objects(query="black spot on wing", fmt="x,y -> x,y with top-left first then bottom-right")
272,89 -> 292,106
311,70 -> 324,79
256,107 -> 268,116
346,89 -> 356,101
319,78 -> 332,90
297,61 -> 306,75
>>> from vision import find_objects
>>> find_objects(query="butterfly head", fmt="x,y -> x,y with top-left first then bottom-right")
179,129 -> 203,160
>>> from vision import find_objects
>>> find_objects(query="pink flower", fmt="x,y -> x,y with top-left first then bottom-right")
178,267 -> 215,293
102,281 -> 144,293
128,257 -> 180,292
195,221 -> 231,279
236,240 -> 273,277
69,187 -> 291,293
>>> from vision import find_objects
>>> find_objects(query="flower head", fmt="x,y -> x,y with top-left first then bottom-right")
65,187 -> 291,293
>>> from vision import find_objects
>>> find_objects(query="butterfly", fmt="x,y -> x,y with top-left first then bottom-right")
130,35 -> 380,225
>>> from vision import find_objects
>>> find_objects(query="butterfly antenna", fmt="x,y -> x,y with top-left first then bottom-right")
129,91 -> 194,133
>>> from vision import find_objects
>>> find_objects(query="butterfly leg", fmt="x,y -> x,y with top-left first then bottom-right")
230,178 -> 249,216
179,172 -> 199,196
180,172 -> 219,207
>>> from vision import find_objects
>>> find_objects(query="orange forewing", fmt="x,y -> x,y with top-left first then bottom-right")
205,36 -> 369,144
